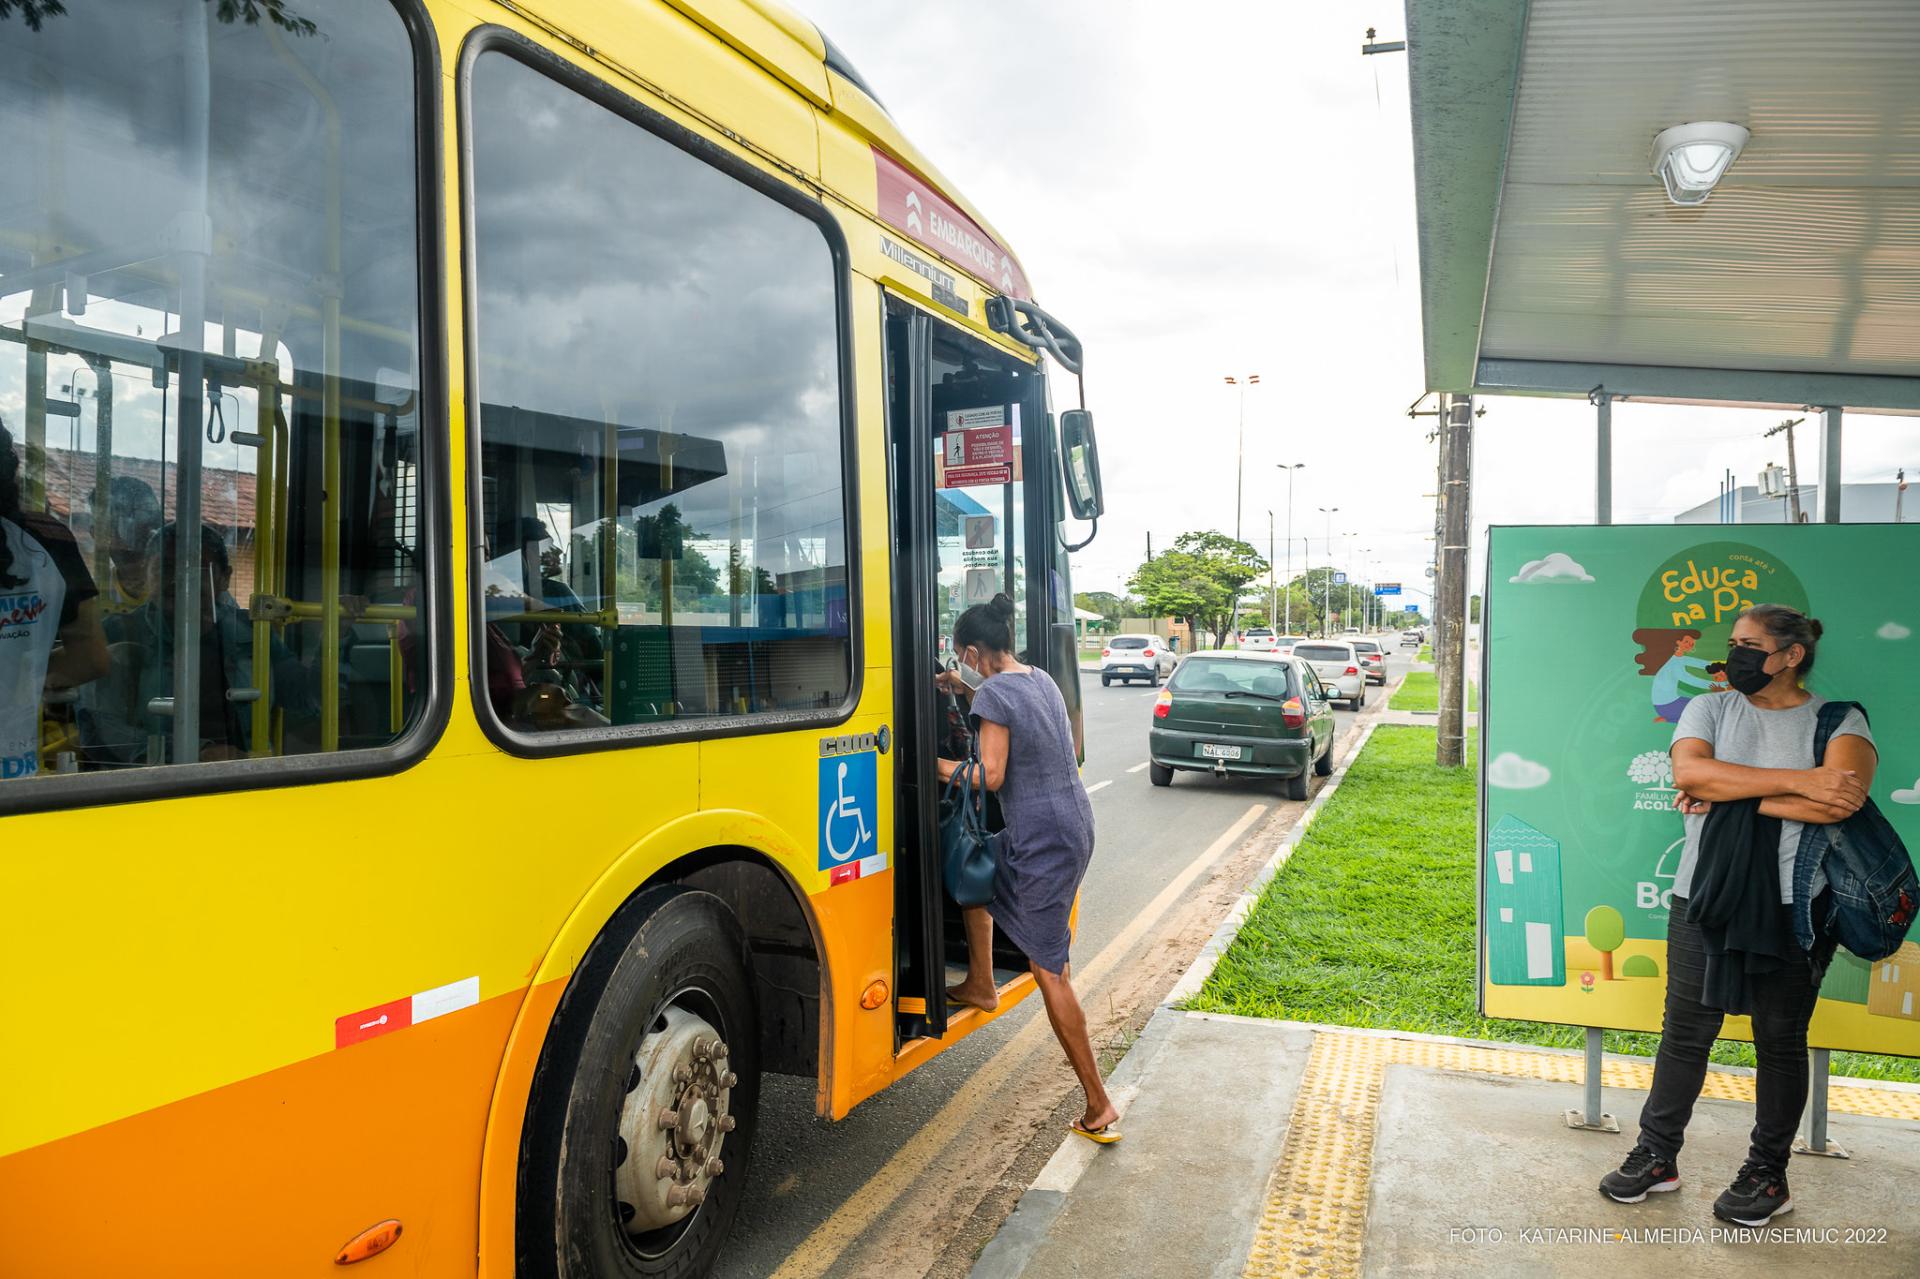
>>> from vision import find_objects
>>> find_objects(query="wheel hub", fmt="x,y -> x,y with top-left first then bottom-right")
614,1005 -> 737,1233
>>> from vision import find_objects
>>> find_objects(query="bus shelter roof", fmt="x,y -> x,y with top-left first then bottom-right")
1404,0 -> 1920,414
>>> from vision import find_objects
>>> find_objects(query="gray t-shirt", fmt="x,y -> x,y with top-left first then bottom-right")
1671,692 -> 1874,904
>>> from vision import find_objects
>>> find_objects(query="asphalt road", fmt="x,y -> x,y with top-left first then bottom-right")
713,645 -> 1404,1279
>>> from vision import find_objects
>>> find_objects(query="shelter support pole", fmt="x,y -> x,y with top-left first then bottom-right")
1795,1048 -> 1849,1158
1436,396 -> 1471,769
1591,389 -> 1612,524
1565,1025 -> 1618,1132
1821,406 -> 1843,523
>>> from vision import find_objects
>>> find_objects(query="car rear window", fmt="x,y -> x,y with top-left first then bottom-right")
1168,658 -> 1295,697
1111,637 -> 1149,649
1245,629 -> 1273,637
1294,644 -> 1350,662
1353,642 -> 1381,654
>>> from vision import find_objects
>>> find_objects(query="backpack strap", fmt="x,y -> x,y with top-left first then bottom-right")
1814,699 -> 1867,761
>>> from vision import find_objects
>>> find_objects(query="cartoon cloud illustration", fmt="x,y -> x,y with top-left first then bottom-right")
1488,752 -> 1552,789
1891,778 -> 1920,805
1879,622 -> 1912,640
1509,552 -> 1594,584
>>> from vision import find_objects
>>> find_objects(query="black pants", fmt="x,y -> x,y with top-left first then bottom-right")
1636,895 -> 1821,1170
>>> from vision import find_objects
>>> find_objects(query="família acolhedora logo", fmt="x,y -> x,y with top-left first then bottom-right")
1631,541 -> 1808,728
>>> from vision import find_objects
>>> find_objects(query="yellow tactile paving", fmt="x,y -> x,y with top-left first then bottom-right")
1241,1029 -> 1920,1278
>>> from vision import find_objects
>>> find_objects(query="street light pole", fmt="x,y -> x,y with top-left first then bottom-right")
1343,532 -> 1357,629
1224,374 -> 1259,543
1277,462 -> 1303,636
1318,506 -> 1338,637
1267,510 -> 1276,629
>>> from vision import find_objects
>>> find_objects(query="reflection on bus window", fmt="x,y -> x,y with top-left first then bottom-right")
469,52 -> 851,736
929,328 -> 1034,661
0,0 -> 427,780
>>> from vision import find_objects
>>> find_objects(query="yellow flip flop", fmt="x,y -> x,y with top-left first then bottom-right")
1069,1120 -> 1122,1145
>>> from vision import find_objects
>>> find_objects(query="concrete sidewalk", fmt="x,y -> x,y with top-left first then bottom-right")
971,1010 -> 1920,1279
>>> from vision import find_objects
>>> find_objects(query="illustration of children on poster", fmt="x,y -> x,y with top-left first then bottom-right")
1632,627 -> 1718,723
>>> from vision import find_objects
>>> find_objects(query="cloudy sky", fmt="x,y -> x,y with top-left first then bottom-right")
804,0 -> 1919,604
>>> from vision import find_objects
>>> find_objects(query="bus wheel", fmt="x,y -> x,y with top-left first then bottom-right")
517,886 -> 759,1279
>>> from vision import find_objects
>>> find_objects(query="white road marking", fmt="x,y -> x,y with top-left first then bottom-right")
1085,779 -> 1113,795
1126,762 -> 1149,774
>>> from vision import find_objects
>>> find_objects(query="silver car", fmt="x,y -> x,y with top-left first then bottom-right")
1291,640 -> 1367,708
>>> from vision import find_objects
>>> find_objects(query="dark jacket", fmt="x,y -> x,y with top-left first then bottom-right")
1790,702 -> 1919,962
1687,797 -> 1797,1015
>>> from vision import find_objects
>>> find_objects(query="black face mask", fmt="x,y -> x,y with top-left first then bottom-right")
1724,645 -> 1777,695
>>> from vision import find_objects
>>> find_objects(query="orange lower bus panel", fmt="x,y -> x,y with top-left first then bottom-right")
0,990 -> 525,1279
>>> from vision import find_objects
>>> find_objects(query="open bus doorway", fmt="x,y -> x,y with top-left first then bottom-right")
885,299 -> 1053,1044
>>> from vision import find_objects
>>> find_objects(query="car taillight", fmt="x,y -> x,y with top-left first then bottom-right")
1102,649 -> 1110,657
1153,689 -> 1172,719
1281,696 -> 1306,729
1143,649 -> 1156,658
1345,666 -> 1360,676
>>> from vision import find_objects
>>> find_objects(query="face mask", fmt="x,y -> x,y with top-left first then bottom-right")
954,655 -> 986,691
1724,645 -> 1776,695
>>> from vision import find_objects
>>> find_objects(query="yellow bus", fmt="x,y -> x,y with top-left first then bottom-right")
0,1 -> 1105,1274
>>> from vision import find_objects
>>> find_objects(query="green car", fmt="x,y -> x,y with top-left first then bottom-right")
1147,652 -> 1337,799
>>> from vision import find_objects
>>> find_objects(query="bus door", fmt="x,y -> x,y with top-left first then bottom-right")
884,299 -> 1044,1043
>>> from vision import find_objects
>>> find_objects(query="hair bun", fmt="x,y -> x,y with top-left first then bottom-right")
1808,618 -> 1825,640
986,592 -> 1016,622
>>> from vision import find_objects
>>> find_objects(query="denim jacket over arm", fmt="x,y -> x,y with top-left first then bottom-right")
1792,701 -> 1920,963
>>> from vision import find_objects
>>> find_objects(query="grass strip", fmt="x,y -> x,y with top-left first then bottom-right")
1387,671 -> 1475,713
1185,725 -> 1919,1084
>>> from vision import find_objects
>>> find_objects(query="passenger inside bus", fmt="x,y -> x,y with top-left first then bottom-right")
97,523 -> 362,764
0,419 -> 108,780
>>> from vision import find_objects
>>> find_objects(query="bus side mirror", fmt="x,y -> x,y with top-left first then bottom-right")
1058,409 -> 1104,522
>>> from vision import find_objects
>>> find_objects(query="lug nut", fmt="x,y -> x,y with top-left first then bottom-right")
655,1156 -> 678,1180
657,1109 -> 680,1130
721,1071 -> 738,1088
710,1040 -> 729,1060
667,1183 -> 708,1208
717,1114 -> 737,1133
705,1156 -> 725,1176
672,1064 -> 692,1084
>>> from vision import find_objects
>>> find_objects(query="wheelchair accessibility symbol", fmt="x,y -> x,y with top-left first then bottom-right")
819,750 -> 878,871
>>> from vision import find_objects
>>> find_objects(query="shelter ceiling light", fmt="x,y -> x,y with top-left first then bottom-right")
1650,122 -> 1750,206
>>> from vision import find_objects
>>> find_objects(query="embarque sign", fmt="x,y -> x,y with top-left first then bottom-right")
1480,525 -> 1920,1055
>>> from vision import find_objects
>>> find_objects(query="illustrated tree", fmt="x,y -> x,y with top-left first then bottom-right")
1129,531 -> 1266,649
1584,905 -> 1626,981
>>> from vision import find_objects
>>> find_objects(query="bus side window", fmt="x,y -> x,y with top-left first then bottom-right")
467,51 -> 853,740
0,0 -> 428,784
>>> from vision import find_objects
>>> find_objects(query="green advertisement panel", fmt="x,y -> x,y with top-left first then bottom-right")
1481,525 -> 1920,1055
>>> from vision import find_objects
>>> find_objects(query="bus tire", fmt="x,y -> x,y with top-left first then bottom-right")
516,885 -> 759,1279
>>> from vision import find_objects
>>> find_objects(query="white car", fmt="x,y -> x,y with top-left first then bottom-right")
1291,639 -> 1367,708
1241,626 -> 1277,652
1101,634 -> 1178,686
1276,635 -> 1306,657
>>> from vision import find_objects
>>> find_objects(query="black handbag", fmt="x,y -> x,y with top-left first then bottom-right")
938,728 -> 999,908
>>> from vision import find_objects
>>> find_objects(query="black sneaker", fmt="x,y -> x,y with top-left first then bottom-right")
1713,1160 -> 1792,1226
1599,1143 -> 1681,1203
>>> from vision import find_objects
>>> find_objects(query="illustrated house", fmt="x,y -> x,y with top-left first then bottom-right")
1486,814 -> 1566,986
1867,942 -> 1920,1022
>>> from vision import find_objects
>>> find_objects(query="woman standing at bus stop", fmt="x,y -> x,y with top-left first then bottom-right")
937,593 -> 1119,1143
1599,604 -> 1873,1225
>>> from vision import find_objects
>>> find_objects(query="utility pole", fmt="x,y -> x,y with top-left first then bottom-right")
1765,416 -> 1807,523
1318,507 -> 1339,637
1225,374 -> 1259,543
1437,395 -> 1473,769
1277,462 -> 1303,636
1898,468 -> 1908,523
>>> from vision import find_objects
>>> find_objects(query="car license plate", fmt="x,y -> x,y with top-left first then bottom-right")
1197,743 -> 1244,761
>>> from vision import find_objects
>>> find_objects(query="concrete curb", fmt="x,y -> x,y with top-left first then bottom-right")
970,711 -> 1391,1278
